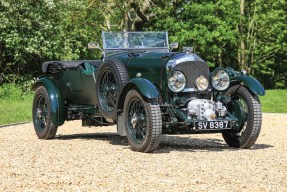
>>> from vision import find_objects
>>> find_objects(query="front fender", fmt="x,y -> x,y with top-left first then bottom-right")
232,75 -> 265,96
117,78 -> 159,111
32,77 -> 66,126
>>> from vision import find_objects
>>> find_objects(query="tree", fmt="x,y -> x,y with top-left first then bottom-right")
0,0 -> 102,83
86,0 -> 155,31
147,0 -> 287,88
0,0 -> 65,82
244,0 -> 287,88
147,0 -> 239,68
0,0 -> 286,88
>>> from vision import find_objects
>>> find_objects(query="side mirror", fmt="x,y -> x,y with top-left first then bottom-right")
183,47 -> 193,54
88,42 -> 100,49
170,42 -> 179,50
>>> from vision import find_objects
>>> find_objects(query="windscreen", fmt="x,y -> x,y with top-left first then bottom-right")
102,31 -> 169,50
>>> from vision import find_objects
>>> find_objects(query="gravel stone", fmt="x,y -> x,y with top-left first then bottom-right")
0,113 -> 286,191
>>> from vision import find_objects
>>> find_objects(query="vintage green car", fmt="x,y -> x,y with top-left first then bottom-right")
32,31 -> 265,152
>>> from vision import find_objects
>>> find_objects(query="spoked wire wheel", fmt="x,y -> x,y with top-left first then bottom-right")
124,90 -> 162,152
34,94 -> 48,132
235,96 -> 248,136
127,98 -> 148,144
32,86 -> 58,139
223,86 -> 262,148
95,60 -> 129,122
99,69 -> 118,112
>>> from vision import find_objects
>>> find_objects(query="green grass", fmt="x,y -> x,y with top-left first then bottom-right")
0,83 -> 33,125
260,89 -> 287,113
0,82 -> 286,125
0,97 -> 33,125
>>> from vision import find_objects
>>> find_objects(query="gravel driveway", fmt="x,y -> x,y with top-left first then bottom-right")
0,113 -> 286,191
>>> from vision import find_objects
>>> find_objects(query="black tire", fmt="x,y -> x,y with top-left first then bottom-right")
123,90 -> 162,152
32,86 -> 58,139
95,60 -> 129,122
222,86 -> 262,148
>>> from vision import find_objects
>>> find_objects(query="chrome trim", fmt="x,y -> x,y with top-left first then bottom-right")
166,53 -> 205,68
182,88 -> 196,92
182,88 -> 212,93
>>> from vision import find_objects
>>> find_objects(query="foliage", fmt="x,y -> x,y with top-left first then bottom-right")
147,1 -> 239,68
147,0 -> 287,88
0,0 -> 286,89
0,0 -> 100,83
0,82 -> 33,100
0,0 -> 60,82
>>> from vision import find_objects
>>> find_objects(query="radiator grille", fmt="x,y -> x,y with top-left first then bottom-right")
174,61 -> 209,88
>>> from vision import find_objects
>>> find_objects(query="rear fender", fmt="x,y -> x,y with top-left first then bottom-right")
232,76 -> 265,96
117,78 -> 159,111
32,77 -> 66,126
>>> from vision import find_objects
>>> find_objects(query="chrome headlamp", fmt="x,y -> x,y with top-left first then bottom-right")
211,69 -> 230,91
195,75 -> 209,91
168,71 -> 186,92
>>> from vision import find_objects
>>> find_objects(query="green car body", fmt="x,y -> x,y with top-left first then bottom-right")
32,32 -> 265,152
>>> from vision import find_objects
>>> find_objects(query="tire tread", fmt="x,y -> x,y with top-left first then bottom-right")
223,86 -> 262,149
124,90 -> 162,153
32,86 -> 58,140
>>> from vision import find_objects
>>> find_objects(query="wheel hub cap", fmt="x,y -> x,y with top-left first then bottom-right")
131,113 -> 138,129
36,108 -> 42,118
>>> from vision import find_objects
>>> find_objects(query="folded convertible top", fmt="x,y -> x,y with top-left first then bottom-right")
42,60 -> 101,73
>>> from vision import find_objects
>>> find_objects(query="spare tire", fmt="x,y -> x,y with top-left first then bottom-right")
95,59 -> 129,123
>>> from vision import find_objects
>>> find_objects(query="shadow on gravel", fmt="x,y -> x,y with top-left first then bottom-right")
55,133 -> 273,153
249,144 -> 274,150
157,137 -> 230,153
156,136 -> 273,153
56,132 -> 129,147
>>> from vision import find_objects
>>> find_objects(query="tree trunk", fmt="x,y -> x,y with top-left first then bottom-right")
239,0 -> 246,71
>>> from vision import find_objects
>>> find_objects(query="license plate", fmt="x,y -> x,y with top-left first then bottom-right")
194,121 -> 231,130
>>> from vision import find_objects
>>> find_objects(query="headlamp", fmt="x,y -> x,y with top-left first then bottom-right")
211,69 -> 230,91
195,75 -> 209,91
168,71 -> 186,92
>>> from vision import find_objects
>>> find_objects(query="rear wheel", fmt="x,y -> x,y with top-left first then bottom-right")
123,90 -> 162,152
222,86 -> 262,148
32,86 -> 58,139
95,60 -> 129,122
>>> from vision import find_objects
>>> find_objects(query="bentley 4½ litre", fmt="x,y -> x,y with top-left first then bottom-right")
32,32 -> 265,152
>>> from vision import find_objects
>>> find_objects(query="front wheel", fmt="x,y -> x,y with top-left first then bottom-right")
222,86 -> 262,148
123,90 -> 162,152
32,86 -> 58,139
